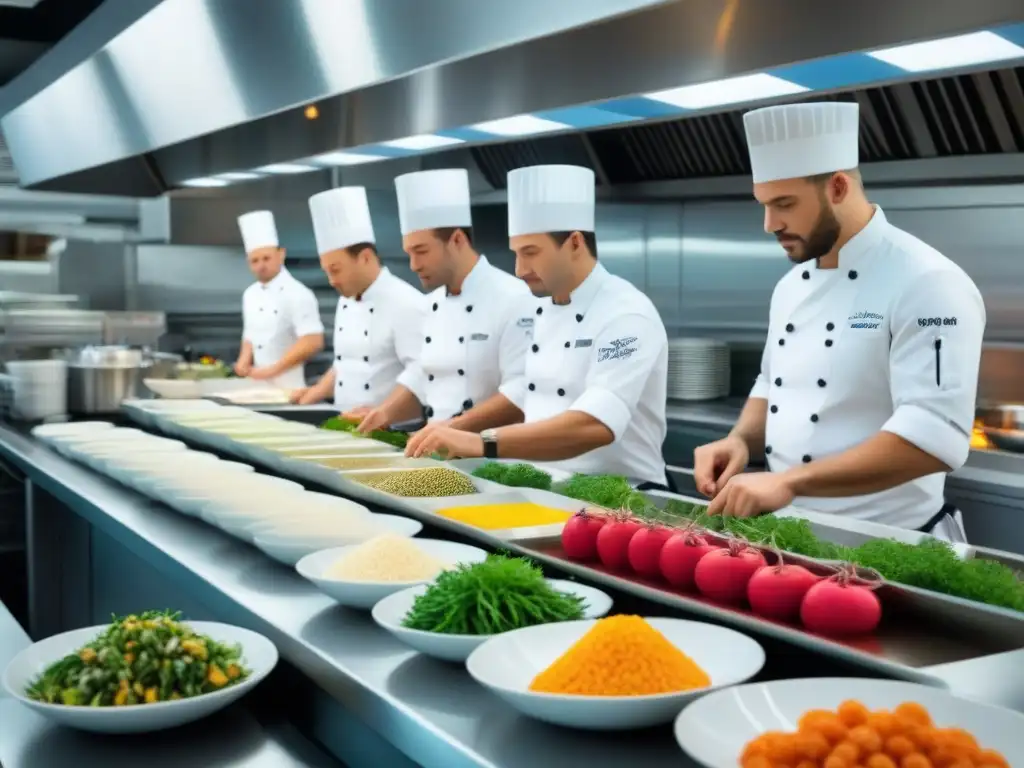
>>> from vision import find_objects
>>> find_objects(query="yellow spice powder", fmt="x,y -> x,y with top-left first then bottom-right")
436,502 -> 570,530
529,615 -> 711,696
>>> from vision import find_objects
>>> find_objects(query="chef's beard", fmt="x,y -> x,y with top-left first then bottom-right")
778,199 -> 842,264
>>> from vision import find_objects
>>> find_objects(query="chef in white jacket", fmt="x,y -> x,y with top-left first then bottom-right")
292,187 -> 426,413
406,164 -> 671,490
694,101 -> 985,541
234,210 -> 325,388
357,168 -> 533,432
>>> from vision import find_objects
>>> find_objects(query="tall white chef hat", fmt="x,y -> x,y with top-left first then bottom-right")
237,210 -> 279,253
308,187 -> 376,254
507,164 -> 595,237
743,102 -> 860,184
394,169 -> 473,236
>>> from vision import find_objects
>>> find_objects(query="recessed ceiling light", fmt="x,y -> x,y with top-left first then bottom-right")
646,73 -> 808,110
471,114 -> 569,137
181,177 -> 229,188
381,134 -> 464,150
257,163 -> 316,174
217,171 -> 261,182
868,31 -> 1024,72
313,152 -> 387,166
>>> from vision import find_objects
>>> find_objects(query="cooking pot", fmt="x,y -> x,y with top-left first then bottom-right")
66,346 -> 152,414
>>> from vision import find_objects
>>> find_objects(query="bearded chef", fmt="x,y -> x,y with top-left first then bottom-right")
233,210 -> 325,388
291,187 -> 426,412
693,101 -> 986,542
357,168 -> 534,433
406,164 -> 671,490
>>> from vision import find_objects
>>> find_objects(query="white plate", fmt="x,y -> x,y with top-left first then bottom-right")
203,494 -> 372,542
373,579 -> 612,663
674,677 -> 1024,767
32,421 -> 114,440
253,514 -> 424,566
465,618 -> 765,730
296,539 -> 490,609
143,379 -> 202,399
2,621 -> 278,734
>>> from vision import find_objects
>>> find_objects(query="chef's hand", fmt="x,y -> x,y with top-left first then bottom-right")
405,426 -> 482,459
342,406 -> 372,423
707,472 -> 794,518
693,435 -> 749,497
233,359 -> 252,377
248,365 -> 280,381
355,406 -> 390,433
288,387 -> 309,404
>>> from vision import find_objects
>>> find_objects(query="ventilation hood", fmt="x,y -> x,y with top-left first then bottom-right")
4,0 -> 1024,196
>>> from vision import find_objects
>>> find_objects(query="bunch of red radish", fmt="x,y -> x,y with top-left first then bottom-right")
560,508 -> 882,637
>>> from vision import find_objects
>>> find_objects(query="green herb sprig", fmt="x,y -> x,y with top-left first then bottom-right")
554,473 -> 648,513
320,416 -> 409,449
471,461 -> 553,490
401,554 -> 586,635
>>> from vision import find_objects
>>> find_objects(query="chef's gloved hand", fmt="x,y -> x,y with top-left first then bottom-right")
693,435 -> 749,498
707,472 -> 794,518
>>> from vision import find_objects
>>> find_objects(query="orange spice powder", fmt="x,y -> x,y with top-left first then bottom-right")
528,615 -> 711,696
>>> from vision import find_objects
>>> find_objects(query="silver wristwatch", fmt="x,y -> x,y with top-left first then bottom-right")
481,429 -> 499,459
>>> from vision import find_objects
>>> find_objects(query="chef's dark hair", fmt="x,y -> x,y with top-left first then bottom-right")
344,242 -> 379,259
548,230 -> 598,259
433,227 -> 474,247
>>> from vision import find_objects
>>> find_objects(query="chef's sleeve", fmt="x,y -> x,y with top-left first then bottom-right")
749,342 -> 771,399
287,286 -> 325,337
496,301 -> 535,410
881,269 -> 986,471
394,296 -> 429,383
569,313 -> 666,440
395,361 -> 427,403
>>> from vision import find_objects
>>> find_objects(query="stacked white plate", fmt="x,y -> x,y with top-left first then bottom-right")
667,338 -> 730,401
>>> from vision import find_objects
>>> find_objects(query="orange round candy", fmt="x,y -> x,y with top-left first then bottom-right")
832,742 -> 861,763
796,732 -> 831,761
848,726 -> 883,754
866,755 -> 898,768
884,736 -> 916,759
838,700 -> 871,727
900,755 -> 932,768
893,702 -> 932,728
740,756 -> 771,768
824,756 -> 850,768
976,749 -> 1009,768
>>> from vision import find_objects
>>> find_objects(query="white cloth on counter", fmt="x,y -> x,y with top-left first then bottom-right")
507,165 -> 595,236
237,210 -> 278,252
394,169 -> 472,234
331,268 -> 427,412
309,187 -> 376,253
396,256 -> 534,422
751,206 -> 986,529
744,102 -> 861,183
241,267 -> 324,389
513,263 -> 669,486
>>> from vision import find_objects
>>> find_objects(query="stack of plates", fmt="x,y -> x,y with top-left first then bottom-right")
667,338 -> 730,401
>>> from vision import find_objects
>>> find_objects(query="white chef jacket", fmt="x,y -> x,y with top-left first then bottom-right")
395,256 -> 534,422
331,267 -> 426,413
241,267 -> 324,389
752,207 -> 985,529
513,263 -> 669,486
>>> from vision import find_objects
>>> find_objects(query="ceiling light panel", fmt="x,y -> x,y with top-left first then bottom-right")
313,152 -> 387,166
381,134 -> 464,150
258,163 -> 316,174
471,114 -> 569,137
867,31 -> 1024,72
646,73 -> 808,110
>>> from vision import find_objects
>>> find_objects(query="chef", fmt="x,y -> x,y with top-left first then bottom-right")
233,210 -> 325,388
291,187 -> 426,413
406,164 -> 671,490
357,168 -> 534,433
693,101 -> 985,541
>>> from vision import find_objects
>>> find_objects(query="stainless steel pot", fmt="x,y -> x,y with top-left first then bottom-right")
66,346 -> 152,414
146,351 -> 183,380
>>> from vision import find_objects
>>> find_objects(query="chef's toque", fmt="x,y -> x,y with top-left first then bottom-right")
308,187 -> 376,254
395,169 -> 473,235
507,165 -> 595,237
743,102 -> 860,183
238,210 -> 279,253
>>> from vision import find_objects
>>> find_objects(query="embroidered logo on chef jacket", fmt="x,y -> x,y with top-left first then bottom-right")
597,336 -> 638,362
516,317 -> 534,328
470,333 -> 489,341
574,339 -> 593,349
917,316 -> 958,328
847,311 -> 884,330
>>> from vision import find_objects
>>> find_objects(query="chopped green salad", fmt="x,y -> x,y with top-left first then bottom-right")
26,611 -> 250,707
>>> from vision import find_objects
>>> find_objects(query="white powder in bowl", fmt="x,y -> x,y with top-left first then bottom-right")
324,535 -> 446,582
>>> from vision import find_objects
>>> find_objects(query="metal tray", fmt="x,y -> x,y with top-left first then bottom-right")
119,402 -> 1024,685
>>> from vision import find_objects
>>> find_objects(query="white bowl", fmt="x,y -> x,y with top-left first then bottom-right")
253,514 -> 423,566
296,540 -> 490,610
204,494 -> 373,541
155,477 -> 304,517
674,677 -> 1024,767
372,579 -> 613,663
465,618 -> 765,730
132,461 -> 255,497
2,621 -> 278,734
143,378 -> 201,399
32,421 -> 114,441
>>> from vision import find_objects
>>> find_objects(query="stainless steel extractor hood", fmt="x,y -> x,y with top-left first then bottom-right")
4,0 -> 1024,196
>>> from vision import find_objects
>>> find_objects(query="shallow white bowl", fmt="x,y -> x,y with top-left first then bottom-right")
674,677 -> 1024,767
465,618 -> 765,730
156,477 -> 304,517
143,378 -> 201,399
132,460 -> 255,497
32,421 -> 114,441
204,494 -> 372,541
373,579 -> 613,663
253,514 -> 423,566
2,621 -> 278,734
296,540 -> 489,610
